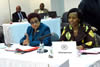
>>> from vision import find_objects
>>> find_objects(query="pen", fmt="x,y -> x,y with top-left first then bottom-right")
81,52 -> 98,55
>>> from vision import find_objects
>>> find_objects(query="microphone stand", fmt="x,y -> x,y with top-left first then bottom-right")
37,40 -> 48,53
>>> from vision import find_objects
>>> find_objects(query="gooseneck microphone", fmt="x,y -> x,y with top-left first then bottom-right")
38,33 -> 54,42
37,33 -> 54,53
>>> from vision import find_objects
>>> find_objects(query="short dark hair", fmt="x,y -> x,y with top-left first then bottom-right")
27,13 -> 41,23
40,3 -> 44,6
67,8 -> 83,23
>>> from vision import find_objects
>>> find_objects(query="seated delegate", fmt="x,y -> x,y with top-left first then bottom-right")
20,13 -> 52,46
34,3 -> 48,14
60,8 -> 95,50
12,5 -> 27,22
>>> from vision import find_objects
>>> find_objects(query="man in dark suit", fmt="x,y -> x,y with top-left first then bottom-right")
12,5 -> 27,22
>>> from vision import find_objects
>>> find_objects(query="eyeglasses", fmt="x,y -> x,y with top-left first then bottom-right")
30,20 -> 39,25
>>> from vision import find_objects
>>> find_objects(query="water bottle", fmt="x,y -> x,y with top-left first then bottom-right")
77,49 -> 81,57
49,47 -> 53,58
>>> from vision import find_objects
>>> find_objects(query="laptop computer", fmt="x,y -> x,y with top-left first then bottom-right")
39,13 -> 48,19
48,11 -> 57,18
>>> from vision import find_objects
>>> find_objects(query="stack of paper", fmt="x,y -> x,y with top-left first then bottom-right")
0,43 -> 6,49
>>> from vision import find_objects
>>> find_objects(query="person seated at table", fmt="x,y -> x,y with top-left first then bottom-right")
34,3 -> 48,14
12,5 -> 27,22
60,8 -> 95,50
20,13 -> 52,46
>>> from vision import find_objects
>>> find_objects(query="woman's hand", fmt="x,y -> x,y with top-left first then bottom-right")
77,45 -> 84,50
23,33 -> 29,46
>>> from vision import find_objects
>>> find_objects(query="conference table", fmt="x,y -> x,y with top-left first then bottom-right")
69,49 -> 100,67
1,41 -> 100,67
0,42 -> 70,67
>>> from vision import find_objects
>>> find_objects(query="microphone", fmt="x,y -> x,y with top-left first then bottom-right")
37,33 -> 54,53
38,33 -> 54,42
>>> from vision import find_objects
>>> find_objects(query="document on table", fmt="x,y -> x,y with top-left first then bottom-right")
0,43 -> 7,49
5,44 -> 39,52
80,48 -> 100,54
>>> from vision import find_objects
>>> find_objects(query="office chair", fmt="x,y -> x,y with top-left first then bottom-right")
0,26 -> 4,43
51,33 -> 59,41
61,12 -> 69,32
62,12 -> 67,23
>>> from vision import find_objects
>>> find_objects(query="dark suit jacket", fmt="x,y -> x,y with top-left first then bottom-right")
12,11 -> 27,22
0,26 -> 4,43
78,0 -> 100,34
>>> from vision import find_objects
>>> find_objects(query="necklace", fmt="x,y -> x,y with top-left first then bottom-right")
74,30 -> 77,32
74,30 -> 78,33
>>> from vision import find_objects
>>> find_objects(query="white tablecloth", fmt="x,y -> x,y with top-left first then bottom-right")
1,40 -> 100,67
0,42 -> 69,67
69,48 -> 100,67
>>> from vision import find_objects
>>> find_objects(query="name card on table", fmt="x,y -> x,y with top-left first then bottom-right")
52,41 -> 78,57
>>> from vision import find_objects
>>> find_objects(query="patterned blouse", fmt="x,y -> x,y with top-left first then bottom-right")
60,24 -> 95,48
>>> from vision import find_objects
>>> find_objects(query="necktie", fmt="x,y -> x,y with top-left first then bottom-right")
18,12 -> 23,20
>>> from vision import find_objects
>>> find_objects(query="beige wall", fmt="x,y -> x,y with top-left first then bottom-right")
64,0 -> 81,12
29,0 -> 51,13
0,0 -> 10,25
51,0 -> 64,16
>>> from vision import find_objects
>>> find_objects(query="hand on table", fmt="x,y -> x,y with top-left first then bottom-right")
23,33 -> 29,46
